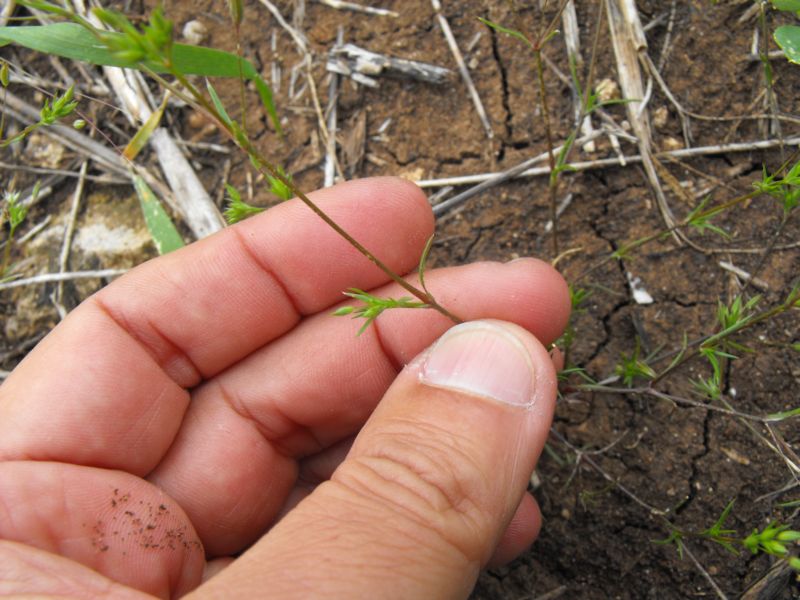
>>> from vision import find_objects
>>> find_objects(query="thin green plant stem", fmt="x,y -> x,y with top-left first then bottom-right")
739,209 -> 794,297
651,287 -> 799,385
231,12 -> 248,136
535,47 -> 559,257
573,189 -> 759,283
758,1 -> 783,149
0,229 -> 13,278
153,65 -> 463,326
573,145 -> 799,284
534,0 -> 572,48
574,384 -> 796,424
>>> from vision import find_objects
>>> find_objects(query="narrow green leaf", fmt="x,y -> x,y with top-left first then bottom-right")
0,62 -> 8,87
223,183 -> 265,224
766,406 -> 800,421
776,530 -> 800,542
253,76 -> 282,137
477,17 -> 532,48
123,94 -> 168,160
228,0 -> 243,26
133,176 -> 185,254
541,28 -> 560,46
0,23 -> 282,132
418,234 -> 434,294
206,80 -> 232,127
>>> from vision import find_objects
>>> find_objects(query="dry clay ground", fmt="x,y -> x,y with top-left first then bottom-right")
2,0 -> 800,598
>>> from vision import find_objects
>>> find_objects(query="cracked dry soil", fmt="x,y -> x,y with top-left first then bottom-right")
3,0 -> 800,598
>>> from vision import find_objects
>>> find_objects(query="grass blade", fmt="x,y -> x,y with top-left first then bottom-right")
133,175 -> 185,254
123,94 -> 168,160
477,17 -> 532,48
206,80 -> 232,127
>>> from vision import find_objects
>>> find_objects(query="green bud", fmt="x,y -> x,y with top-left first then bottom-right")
776,530 -> 800,542
789,556 -> 800,571
268,167 -> 293,201
762,540 -> 787,555
228,0 -> 243,26
333,306 -> 355,316
744,532 -> 759,554
0,62 -> 8,88
760,525 -> 779,540
73,119 -> 87,130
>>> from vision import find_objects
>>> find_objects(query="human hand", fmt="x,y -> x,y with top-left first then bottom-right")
0,177 -> 570,598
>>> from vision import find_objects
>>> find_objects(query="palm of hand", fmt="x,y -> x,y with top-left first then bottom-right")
0,179 -> 569,598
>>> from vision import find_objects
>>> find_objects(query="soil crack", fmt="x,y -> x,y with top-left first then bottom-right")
488,28 -> 512,161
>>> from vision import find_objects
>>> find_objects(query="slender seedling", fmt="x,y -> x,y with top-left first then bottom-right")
656,500 -> 800,572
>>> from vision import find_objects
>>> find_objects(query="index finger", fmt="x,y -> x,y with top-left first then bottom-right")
0,177 -> 433,475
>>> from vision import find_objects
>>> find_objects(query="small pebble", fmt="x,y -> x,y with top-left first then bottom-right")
182,20 -> 208,45
596,78 -> 620,102
662,136 -> 683,152
652,106 -> 669,129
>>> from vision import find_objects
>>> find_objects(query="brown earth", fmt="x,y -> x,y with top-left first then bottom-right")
2,1 -> 800,598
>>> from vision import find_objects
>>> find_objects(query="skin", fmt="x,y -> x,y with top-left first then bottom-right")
0,177 -> 570,599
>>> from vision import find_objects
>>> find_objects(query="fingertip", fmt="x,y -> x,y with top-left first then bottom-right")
550,346 -> 565,372
501,258 -> 571,345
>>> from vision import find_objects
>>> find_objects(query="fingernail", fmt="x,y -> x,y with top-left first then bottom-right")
419,322 -> 535,407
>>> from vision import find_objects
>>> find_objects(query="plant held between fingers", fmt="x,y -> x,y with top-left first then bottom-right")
0,1 -> 462,331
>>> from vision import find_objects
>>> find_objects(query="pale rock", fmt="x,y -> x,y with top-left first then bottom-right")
6,190 -> 155,342
398,167 -> 425,182
24,132 -> 66,169
182,19 -> 208,45
662,136 -> 683,152
652,105 -> 669,129
595,78 -> 620,103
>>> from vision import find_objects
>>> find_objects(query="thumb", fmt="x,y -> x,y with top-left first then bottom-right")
192,320 -> 557,599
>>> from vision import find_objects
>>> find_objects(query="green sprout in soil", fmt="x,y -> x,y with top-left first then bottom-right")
657,500 -> 800,572
755,159 -> 800,216
478,10 -> 564,256
615,338 -> 656,387
1,186 -> 33,280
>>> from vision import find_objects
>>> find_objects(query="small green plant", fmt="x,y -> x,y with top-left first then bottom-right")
224,185 -> 264,225
754,160 -> 800,215
334,235 -> 441,333
615,339 -> 656,387
553,284 -> 591,369
686,196 -> 731,239
333,289 -> 430,335
224,169 -> 293,226
267,166 -> 294,202
1,187 -> 33,279
657,500 -> 800,571
478,12 -> 565,255
0,83 -> 77,146
691,296 -> 759,400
